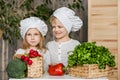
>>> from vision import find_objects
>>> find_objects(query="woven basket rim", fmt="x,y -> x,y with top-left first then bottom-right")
68,64 -> 109,78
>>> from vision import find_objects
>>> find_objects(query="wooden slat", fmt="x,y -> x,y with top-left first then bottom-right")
92,7 -> 117,17
91,0 -> 117,5
88,0 -> 92,41
118,0 -> 120,79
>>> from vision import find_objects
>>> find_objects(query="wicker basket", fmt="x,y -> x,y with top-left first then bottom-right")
68,64 -> 109,78
13,54 -> 23,59
27,57 -> 44,78
13,54 -> 44,78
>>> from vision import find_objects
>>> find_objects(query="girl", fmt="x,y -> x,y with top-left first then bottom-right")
15,16 -> 50,72
47,7 -> 83,67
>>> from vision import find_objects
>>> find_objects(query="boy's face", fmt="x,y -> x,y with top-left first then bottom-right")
25,28 -> 41,48
52,19 -> 69,41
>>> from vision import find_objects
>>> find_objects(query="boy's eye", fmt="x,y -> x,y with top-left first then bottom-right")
58,26 -> 62,28
58,26 -> 63,28
52,26 -> 55,28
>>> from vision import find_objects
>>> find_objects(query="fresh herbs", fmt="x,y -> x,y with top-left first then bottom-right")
68,42 -> 116,69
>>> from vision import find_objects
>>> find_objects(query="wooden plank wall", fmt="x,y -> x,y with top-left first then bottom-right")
88,0 -> 119,80
118,0 -> 120,79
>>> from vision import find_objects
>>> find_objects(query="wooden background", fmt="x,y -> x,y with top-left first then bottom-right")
88,0 -> 119,80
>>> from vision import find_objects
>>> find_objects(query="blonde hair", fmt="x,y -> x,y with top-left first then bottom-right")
22,31 -> 46,51
50,16 -> 57,25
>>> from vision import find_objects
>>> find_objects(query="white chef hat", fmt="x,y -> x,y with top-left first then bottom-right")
52,7 -> 83,33
20,17 -> 48,38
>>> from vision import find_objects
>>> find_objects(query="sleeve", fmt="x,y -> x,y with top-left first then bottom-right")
72,40 -> 81,47
74,40 -> 81,45
43,50 -> 51,72
15,48 -> 25,54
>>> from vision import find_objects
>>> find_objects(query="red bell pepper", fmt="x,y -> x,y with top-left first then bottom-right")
48,63 -> 65,76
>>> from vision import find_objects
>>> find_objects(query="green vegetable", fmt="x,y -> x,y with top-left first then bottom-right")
68,42 -> 116,69
6,58 -> 27,78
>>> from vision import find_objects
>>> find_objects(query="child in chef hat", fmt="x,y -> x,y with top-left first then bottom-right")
15,16 -> 50,72
46,7 -> 83,67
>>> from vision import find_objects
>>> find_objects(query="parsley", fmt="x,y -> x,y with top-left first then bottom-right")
68,42 -> 116,69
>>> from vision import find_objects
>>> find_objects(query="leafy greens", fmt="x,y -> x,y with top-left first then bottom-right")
68,42 -> 116,69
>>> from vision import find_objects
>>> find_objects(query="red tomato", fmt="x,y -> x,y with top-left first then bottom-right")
21,55 -> 25,60
27,59 -> 33,65
30,49 -> 35,54
33,51 -> 39,57
23,56 -> 29,62
29,52 -> 35,58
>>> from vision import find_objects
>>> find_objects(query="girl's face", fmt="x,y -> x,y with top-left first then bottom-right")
52,18 -> 69,42
25,28 -> 41,48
